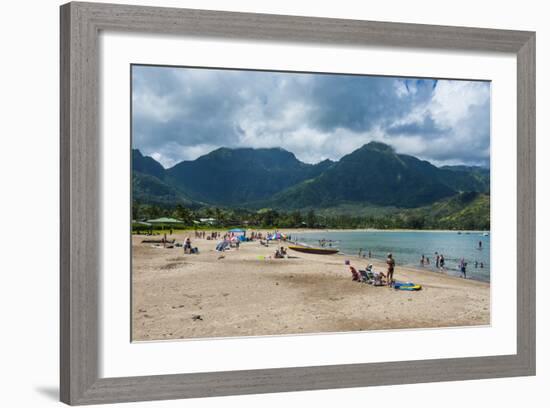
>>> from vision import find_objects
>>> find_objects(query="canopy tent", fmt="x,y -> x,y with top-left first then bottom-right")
228,228 -> 246,241
132,220 -> 152,227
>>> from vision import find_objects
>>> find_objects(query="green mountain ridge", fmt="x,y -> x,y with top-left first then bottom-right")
131,143 -> 489,215
266,142 -> 488,209
164,147 -> 334,205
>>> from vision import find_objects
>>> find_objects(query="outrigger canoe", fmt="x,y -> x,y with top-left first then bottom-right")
288,243 -> 339,255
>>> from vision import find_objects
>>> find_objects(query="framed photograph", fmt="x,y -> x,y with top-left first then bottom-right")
60,2 -> 535,405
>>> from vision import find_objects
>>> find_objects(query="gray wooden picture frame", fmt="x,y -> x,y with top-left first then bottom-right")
60,1 -> 536,405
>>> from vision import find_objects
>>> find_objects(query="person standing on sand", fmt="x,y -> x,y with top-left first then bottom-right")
459,258 -> 467,278
439,254 -> 445,271
386,253 -> 395,286
184,237 -> 192,254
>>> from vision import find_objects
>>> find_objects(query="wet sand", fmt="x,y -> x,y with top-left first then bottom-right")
132,231 -> 490,341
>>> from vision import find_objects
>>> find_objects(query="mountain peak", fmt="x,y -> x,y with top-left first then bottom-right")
132,148 -> 166,178
200,146 -> 298,164
362,141 -> 395,153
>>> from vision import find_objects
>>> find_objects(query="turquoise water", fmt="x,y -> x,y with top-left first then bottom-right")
291,230 -> 490,282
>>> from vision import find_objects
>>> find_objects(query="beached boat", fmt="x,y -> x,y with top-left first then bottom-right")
288,243 -> 339,255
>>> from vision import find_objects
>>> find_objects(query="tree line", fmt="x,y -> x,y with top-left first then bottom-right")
132,201 -> 489,231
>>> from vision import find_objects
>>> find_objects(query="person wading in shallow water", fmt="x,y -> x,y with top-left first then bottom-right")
386,253 -> 395,287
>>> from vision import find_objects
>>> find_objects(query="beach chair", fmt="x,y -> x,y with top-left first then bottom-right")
358,270 -> 372,283
370,271 -> 386,286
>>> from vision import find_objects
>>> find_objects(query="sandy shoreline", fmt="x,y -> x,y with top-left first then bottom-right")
132,232 -> 490,341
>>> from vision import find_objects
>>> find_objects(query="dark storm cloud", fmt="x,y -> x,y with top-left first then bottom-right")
131,65 -> 490,168
308,77 -> 437,132
386,116 -> 441,137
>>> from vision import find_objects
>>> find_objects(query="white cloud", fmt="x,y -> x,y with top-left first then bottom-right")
429,80 -> 490,128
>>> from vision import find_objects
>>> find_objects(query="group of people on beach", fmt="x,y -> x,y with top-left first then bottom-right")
458,258 -> 484,278
347,252 -> 395,287
358,248 -> 372,259
318,239 -> 335,248
274,246 -> 288,258
419,251 -> 484,279
194,230 -> 220,240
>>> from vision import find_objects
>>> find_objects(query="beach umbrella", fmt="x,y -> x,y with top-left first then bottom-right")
228,228 -> 246,240
228,228 -> 246,233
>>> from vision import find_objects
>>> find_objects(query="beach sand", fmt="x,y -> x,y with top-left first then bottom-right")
132,230 -> 490,341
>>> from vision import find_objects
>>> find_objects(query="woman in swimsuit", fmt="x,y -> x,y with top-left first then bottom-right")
386,253 -> 395,286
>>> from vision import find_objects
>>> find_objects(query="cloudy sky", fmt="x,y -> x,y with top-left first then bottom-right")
132,65 -> 490,168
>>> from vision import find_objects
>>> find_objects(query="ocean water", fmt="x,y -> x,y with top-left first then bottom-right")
291,230 -> 490,282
